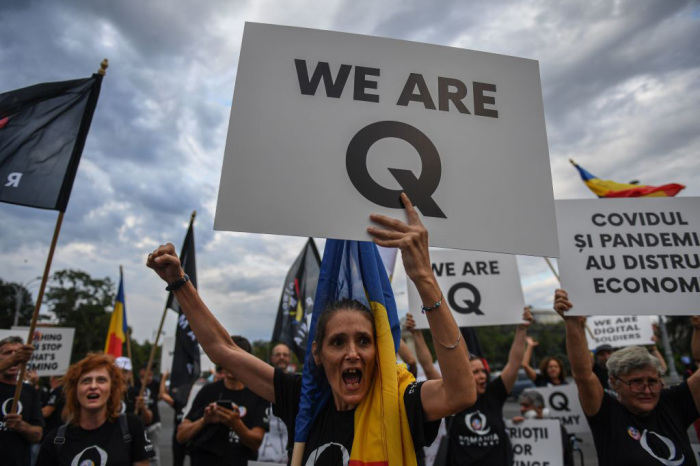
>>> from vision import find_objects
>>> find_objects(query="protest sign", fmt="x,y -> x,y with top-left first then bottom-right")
505,419 -> 563,466
407,249 -> 525,328
161,336 -> 216,375
215,22 -> 558,257
533,384 -> 589,435
585,315 -> 654,349
692,445 -> 700,463
557,198 -> 700,315
0,327 -> 75,376
160,336 -> 174,374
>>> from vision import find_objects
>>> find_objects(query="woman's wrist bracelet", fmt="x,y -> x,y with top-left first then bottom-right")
434,328 -> 462,350
421,293 -> 443,314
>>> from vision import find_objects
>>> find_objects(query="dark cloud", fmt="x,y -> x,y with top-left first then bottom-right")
1,0 -> 698,341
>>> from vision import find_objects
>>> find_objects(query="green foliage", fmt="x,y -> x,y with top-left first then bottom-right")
0,279 -> 35,328
418,321 -> 568,373
252,340 -> 270,363
128,338 -> 162,377
44,269 -> 115,363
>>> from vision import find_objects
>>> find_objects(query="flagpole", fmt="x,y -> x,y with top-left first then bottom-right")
543,257 -> 560,281
137,210 -> 196,412
542,256 -> 595,339
122,265 -> 135,387
11,211 -> 64,413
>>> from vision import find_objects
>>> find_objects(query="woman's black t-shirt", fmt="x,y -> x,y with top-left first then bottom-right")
272,368 -> 440,465
447,376 -> 511,466
36,413 -> 154,466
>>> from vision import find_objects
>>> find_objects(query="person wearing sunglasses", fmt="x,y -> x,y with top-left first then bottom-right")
554,289 -> 700,466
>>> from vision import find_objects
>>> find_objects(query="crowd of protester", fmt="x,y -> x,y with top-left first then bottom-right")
0,196 -> 698,465
1,296 -> 699,465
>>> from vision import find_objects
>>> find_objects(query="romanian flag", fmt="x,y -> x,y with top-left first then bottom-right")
571,159 -> 684,198
104,269 -> 127,357
292,240 -> 416,466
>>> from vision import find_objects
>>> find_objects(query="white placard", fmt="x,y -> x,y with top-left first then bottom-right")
692,445 -> 700,463
160,336 -> 216,376
505,419 -> 563,465
1,327 -> 75,376
557,198 -> 700,315
160,336 -> 174,375
585,315 -> 655,349
215,22 -> 558,257
408,249 -> 525,328
533,384 -> 590,435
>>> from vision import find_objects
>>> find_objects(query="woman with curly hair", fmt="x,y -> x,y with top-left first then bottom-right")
36,353 -> 154,466
521,337 -> 568,386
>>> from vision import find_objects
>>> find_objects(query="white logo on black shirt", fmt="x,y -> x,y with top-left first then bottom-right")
1,399 -> 23,416
304,442 -> 350,466
119,401 -> 126,414
639,429 -> 685,466
464,411 -> 491,436
70,445 -> 108,466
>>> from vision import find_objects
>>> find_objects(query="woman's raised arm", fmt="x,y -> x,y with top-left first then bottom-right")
147,244 -> 275,402
368,193 -> 475,420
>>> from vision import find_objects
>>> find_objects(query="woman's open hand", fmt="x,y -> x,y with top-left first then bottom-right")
368,193 -> 434,287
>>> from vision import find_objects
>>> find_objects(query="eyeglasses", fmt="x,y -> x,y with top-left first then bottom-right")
615,377 -> 664,393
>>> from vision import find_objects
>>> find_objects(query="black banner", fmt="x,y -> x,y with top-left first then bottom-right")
271,238 -> 321,360
168,216 -> 201,407
0,74 -> 103,211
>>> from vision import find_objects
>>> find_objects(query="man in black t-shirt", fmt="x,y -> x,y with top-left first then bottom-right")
593,344 -> 613,390
127,366 -> 162,465
0,336 -> 44,466
42,376 -> 65,435
259,342 -> 291,464
177,336 -> 269,466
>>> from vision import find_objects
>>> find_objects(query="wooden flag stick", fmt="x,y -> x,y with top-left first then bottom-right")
137,210 -> 196,412
11,211 -> 64,412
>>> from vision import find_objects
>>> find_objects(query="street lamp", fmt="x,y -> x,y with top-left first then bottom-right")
12,277 -> 40,328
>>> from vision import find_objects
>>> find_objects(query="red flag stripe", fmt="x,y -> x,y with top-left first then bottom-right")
0,116 -> 8,129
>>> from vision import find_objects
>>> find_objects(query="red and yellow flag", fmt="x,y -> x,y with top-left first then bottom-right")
571,159 -> 684,198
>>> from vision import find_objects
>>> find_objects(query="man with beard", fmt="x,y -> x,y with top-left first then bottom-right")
0,336 -> 44,466
258,343 -> 292,463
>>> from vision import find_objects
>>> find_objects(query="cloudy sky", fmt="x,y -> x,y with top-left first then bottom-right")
1,0 -> 699,345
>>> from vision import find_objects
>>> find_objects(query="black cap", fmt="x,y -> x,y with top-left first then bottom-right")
595,344 -> 613,353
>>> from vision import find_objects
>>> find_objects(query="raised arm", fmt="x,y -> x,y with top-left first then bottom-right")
521,336 -> 538,382
405,313 -> 442,381
0,344 -> 33,373
159,372 -> 174,406
648,335 -> 667,374
500,307 -> 532,393
368,193 -> 475,421
688,316 -> 700,413
554,289 -> 603,416
147,245 -> 275,402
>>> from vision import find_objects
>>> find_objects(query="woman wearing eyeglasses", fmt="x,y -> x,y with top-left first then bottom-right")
554,289 -> 700,466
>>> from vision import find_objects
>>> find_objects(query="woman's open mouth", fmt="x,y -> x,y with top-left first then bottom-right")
86,393 -> 100,400
342,368 -> 363,391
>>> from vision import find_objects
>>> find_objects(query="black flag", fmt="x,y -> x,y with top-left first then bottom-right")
0,73 -> 103,211
167,214 -> 201,407
271,238 -> 321,360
